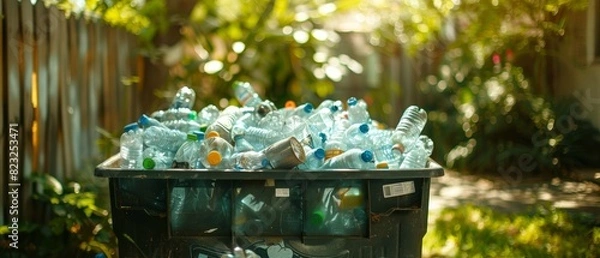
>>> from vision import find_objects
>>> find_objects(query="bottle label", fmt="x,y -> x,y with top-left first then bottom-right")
382,181 -> 415,198
275,188 -> 290,198
324,149 -> 344,160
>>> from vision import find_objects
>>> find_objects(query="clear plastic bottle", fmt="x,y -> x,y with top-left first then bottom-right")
120,123 -> 143,169
196,104 -> 221,126
400,135 -> 434,169
142,146 -> 174,169
243,125 -> 282,150
138,114 -> 167,129
346,97 -> 370,125
199,136 -> 235,168
289,102 -> 314,118
323,135 -> 348,160
205,109 -> 242,144
392,105 -> 428,152
170,85 -> 196,109
343,123 -> 370,148
320,148 -> 375,169
282,115 -> 311,143
368,129 -> 402,169
142,125 -> 188,154
160,107 -> 197,122
233,81 -> 262,108
297,147 -> 325,170
306,104 -> 340,137
230,150 -> 270,170
172,131 -> 205,169
232,134 -> 255,153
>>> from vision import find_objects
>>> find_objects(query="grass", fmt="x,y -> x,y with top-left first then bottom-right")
423,204 -> 600,258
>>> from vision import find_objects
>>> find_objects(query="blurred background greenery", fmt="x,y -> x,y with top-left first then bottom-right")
60,0 -> 600,177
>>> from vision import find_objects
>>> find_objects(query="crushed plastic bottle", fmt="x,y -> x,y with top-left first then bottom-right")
172,131 -> 205,169
120,123 -> 143,169
170,85 -> 196,109
346,97 -> 370,125
392,105 -> 428,153
320,148 -> 375,169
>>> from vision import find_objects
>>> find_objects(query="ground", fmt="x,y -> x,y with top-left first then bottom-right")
428,169 -> 600,220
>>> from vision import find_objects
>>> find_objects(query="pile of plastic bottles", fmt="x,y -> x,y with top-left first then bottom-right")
119,81 -> 433,171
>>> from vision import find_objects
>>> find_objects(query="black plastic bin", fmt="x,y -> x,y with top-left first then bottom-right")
95,155 -> 444,258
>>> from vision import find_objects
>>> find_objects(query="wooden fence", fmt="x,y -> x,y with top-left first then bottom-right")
1,0 -> 143,224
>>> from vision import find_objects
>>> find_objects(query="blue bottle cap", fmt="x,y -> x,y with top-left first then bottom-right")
123,123 -> 139,132
303,103 -> 314,113
137,114 -> 151,126
359,123 -> 369,134
314,148 -> 325,159
347,97 -> 358,106
261,159 -> 271,168
360,150 -> 374,163
329,105 -> 339,112
318,132 -> 327,144
193,131 -> 205,140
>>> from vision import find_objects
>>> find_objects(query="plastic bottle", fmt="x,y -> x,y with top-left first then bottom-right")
230,150 -> 270,170
233,134 -> 255,153
323,135 -> 348,160
196,104 -> 221,126
138,114 -> 167,129
233,81 -> 262,108
282,115 -> 311,143
141,125 -> 188,154
205,109 -> 242,144
199,136 -> 235,168
160,107 -> 197,122
162,119 -> 203,133
289,102 -> 314,118
243,125 -> 282,150
320,148 -> 375,169
391,105 -> 428,152
120,123 -> 143,169
172,131 -> 205,169
297,147 -> 325,170
368,129 -> 403,169
142,146 -> 174,169
343,123 -> 370,148
346,97 -> 370,125
170,85 -> 196,109
400,135 -> 434,169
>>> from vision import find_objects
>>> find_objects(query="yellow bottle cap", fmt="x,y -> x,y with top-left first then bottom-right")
376,162 -> 389,169
207,150 -> 222,166
206,131 -> 220,139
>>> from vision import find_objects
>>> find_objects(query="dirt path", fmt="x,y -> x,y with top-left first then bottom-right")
428,169 -> 600,218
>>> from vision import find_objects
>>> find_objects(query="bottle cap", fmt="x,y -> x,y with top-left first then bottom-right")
359,123 -> 369,134
123,123 -> 139,133
193,131 -> 205,140
347,97 -> 358,106
207,151 -> 222,166
206,131 -> 220,139
376,162 -> 389,169
186,133 -> 198,141
310,209 -> 326,226
137,114 -> 151,126
303,103 -> 314,113
314,148 -> 325,159
187,111 -> 198,121
318,132 -> 327,144
285,100 -> 296,109
360,150 -> 374,163
142,158 -> 156,169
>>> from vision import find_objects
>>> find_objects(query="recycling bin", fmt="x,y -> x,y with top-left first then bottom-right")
95,154 -> 444,258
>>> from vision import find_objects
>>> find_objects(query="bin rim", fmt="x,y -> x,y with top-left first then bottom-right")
95,154 -> 444,180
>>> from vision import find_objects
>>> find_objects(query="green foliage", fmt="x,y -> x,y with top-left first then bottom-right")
0,174 -> 116,258
164,0 -> 364,109
424,204 -> 600,257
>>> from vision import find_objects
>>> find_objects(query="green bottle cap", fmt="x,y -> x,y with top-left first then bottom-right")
143,158 -> 156,169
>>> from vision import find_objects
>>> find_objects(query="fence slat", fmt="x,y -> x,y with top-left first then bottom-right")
66,17 -> 81,173
46,6 -> 62,182
0,0 -> 6,225
78,17 -> 91,163
58,9 -> 72,179
34,0 -> 49,175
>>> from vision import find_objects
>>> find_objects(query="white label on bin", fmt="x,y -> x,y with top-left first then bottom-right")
382,181 -> 415,198
275,188 -> 290,197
